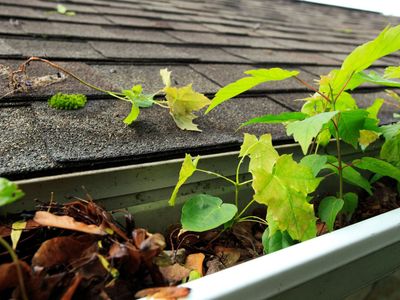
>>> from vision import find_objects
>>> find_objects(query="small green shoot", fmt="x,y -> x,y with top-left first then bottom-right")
56,4 -> 76,16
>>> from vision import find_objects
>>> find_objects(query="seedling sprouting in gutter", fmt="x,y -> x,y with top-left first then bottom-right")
170,24 -> 400,253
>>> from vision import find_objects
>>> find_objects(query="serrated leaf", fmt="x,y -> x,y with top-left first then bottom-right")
239,133 -> 279,174
287,111 -> 338,154
359,130 -> 380,150
325,162 -> 372,195
262,228 -> 294,254
206,68 -> 299,113
384,66 -> 400,79
355,157 -> 400,182
181,194 -> 237,232
318,196 -> 344,232
341,192 -> 358,219
165,84 -> 210,131
160,68 -> 171,87
274,155 -> 322,194
331,24 -> 400,93
381,133 -> 400,163
240,111 -> 307,128
252,155 -> 318,241
300,154 -> 328,176
169,154 -> 200,206
11,220 -> 27,250
123,103 -> 139,125
0,178 -> 25,207
380,122 -> 400,139
335,109 -> 369,148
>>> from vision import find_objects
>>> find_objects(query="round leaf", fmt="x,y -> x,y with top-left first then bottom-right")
181,194 -> 237,232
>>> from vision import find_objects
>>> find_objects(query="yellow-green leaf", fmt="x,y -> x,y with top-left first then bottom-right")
11,220 -> 26,250
206,68 -> 299,114
330,24 -> 400,93
165,84 -> 210,131
358,130 -> 380,150
123,103 -> 139,125
169,154 -> 200,206
97,254 -> 119,278
384,66 -> 400,79
366,98 -> 384,119
160,68 -> 171,87
239,133 -> 279,174
252,155 -> 318,241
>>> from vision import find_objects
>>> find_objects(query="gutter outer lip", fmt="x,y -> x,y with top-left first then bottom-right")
181,207 -> 400,300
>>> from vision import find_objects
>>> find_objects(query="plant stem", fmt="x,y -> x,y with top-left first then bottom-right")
0,237 -> 28,300
19,57 -> 115,95
333,117 -> 344,199
238,179 -> 253,186
196,169 -> 236,186
294,76 -> 331,103
237,215 -> 268,226
237,198 -> 256,219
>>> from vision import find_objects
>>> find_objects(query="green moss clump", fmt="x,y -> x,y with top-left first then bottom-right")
48,93 -> 87,110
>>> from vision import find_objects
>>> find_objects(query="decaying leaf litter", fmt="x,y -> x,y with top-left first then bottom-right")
1,179 -> 399,299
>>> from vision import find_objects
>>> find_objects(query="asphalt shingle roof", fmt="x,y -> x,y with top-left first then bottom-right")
0,0 -> 399,179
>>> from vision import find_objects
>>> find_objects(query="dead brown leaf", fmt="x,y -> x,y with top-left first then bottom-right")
185,253 -> 205,276
214,246 -> 241,267
135,287 -> 191,299
32,235 -> 96,268
159,263 -> 191,284
33,211 -> 107,235
0,261 -> 30,291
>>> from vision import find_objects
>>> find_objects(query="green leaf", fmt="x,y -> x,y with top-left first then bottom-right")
160,68 -> 171,87
239,133 -> 279,174
380,122 -> 400,139
165,84 -> 210,131
0,178 -> 25,207
122,85 -> 154,108
206,68 -> 299,114
169,154 -> 200,206
335,109 -> 369,148
355,157 -> 400,182
384,66 -> 400,79
240,112 -> 307,128
287,111 -> 338,154
325,162 -> 372,195
188,270 -> 202,281
262,228 -> 294,254
65,11 -> 76,16
341,192 -> 358,219
11,220 -> 26,250
181,194 -> 237,232
348,71 -> 400,90
318,196 -> 344,232
331,24 -> 400,93
300,154 -> 328,176
252,155 -> 318,241
335,92 -> 357,111
123,103 -> 139,125
366,98 -> 384,119
316,127 -> 331,147
380,133 -> 400,163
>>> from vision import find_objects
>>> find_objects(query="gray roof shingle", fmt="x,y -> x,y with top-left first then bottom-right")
0,0 -> 399,179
